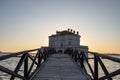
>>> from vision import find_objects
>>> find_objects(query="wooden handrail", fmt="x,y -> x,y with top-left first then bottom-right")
0,47 -> 119,80
0,48 -> 41,61
0,47 -> 55,80
64,48 -> 120,80
88,51 -> 120,63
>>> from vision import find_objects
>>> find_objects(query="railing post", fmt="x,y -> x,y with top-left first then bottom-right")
38,50 -> 41,67
24,53 -> 28,79
81,52 -> 84,69
94,55 -> 98,80
74,50 -> 78,62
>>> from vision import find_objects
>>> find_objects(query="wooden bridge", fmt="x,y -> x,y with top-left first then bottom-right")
32,54 -> 89,80
0,47 -> 120,80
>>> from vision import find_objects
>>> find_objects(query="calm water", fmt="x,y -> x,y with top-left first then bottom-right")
85,54 -> 120,80
0,54 -> 120,80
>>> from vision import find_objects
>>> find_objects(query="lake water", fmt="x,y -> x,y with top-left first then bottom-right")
0,53 -> 120,80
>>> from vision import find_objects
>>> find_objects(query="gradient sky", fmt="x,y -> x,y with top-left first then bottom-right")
0,0 -> 120,53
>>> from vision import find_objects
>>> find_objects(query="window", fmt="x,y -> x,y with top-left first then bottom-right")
61,43 -> 63,47
69,41 -> 71,45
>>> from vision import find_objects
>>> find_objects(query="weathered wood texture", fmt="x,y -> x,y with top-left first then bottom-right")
32,54 -> 89,80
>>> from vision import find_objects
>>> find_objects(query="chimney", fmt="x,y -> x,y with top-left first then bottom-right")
73,30 -> 75,34
56,31 -> 58,34
68,28 -> 70,32
71,29 -> 73,33
56,31 -> 60,34
77,31 -> 79,35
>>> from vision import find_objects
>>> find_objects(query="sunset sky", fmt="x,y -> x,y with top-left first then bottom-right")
0,0 -> 120,53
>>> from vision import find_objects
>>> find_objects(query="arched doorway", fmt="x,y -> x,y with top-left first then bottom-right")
58,50 -> 63,54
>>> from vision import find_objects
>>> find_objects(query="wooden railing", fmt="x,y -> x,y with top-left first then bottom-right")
0,47 -> 119,80
64,48 -> 120,80
0,47 -> 56,80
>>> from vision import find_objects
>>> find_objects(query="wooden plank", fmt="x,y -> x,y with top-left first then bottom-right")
32,54 -> 90,80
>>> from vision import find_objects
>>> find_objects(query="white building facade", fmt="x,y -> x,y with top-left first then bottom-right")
49,29 -> 88,52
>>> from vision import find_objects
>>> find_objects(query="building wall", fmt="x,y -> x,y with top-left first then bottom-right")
49,30 -> 88,53
49,35 -> 80,49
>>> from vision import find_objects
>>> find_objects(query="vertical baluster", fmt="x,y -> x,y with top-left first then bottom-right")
24,53 -> 28,79
94,54 -> 98,80
38,49 -> 41,67
81,52 -> 84,69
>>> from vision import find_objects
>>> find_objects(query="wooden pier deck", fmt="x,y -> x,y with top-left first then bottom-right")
32,54 -> 90,80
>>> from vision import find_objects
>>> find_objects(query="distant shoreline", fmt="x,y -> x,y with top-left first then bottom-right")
0,52 -> 13,54
107,54 -> 120,56
0,52 -> 120,56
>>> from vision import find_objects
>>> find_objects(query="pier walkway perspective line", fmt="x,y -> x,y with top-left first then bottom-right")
32,54 -> 89,80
